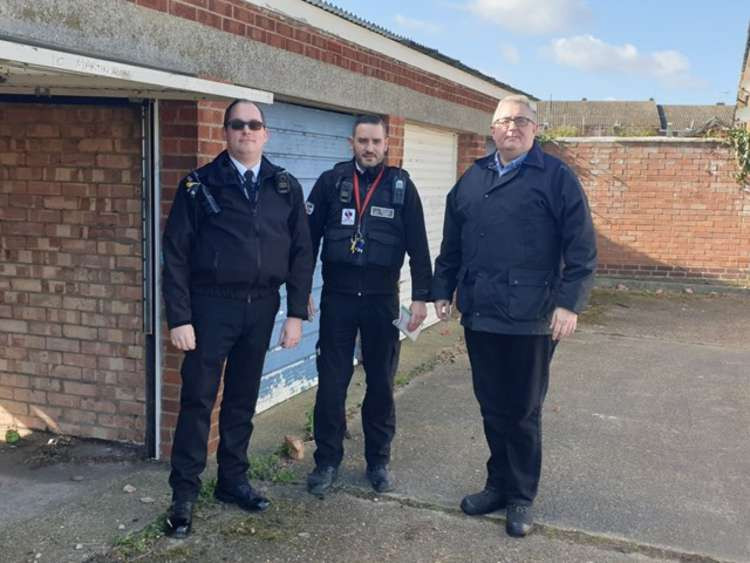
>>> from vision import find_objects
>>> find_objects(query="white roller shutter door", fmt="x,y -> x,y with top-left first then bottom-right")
400,122 -> 457,327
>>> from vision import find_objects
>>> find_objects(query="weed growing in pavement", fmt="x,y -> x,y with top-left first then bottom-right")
111,515 -> 165,559
247,453 -> 295,483
303,408 -> 314,440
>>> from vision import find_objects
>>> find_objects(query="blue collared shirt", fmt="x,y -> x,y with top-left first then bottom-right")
494,151 -> 528,177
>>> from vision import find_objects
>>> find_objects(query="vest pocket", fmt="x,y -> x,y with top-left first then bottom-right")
507,268 -> 553,321
321,228 -> 354,264
366,230 -> 403,268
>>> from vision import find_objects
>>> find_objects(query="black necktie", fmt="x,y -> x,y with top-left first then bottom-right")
243,169 -> 257,202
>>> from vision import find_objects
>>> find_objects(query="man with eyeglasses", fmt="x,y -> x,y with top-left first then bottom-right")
162,99 -> 313,538
432,95 -> 597,537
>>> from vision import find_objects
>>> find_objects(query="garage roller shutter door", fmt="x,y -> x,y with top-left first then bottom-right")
400,122 -> 457,327
257,101 -> 355,412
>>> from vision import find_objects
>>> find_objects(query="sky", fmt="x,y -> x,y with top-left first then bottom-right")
330,0 -> 749,105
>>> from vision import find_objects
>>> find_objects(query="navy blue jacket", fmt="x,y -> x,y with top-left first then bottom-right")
432,141 -> 597,335
162,151 -> 313,328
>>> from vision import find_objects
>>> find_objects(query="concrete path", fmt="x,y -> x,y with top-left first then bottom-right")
0,288 -> 747,562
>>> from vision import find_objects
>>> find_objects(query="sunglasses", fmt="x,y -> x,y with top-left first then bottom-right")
226,119 -> 265,131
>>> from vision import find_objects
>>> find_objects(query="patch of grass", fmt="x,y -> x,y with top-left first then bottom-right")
111,515 -> 165,560
303,408 -> 314,440
247,453 -> 295,483
394,343 -> 464,388
220,501 -> 310,542
197,476 -> 217,506
149,545 -> 194,562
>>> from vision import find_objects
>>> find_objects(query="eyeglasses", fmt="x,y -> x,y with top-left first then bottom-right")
493,116 -> 535,128
226,119 -> 265,131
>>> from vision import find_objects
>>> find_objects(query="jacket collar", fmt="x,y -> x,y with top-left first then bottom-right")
204,150 -> 281,186
479,141 -> 545,193
477,140 -> 545,171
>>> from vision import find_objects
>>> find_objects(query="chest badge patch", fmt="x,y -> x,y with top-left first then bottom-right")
341,208 -> 356,225
371,206 -> 395,219
305,201 -> 315,215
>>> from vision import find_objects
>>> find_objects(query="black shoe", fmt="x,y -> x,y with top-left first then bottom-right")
366,465 -> 394,493
214,482 -> 270,512
165,500 -> 194,539
460,488 -> 507,515
506,503 -> 534,537
307,465 -> 338,496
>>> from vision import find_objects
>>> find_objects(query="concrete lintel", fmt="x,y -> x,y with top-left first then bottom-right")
0,38 -> 273,102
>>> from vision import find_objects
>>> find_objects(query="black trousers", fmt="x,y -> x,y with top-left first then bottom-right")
313,292 -> 400,469
464,328 -> 554,505
169,292 -> 280,501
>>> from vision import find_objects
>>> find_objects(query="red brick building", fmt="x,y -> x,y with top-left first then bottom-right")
0,0 -> 523,457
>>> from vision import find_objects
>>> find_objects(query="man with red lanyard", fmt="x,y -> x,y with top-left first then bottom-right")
305,114 -> 432,496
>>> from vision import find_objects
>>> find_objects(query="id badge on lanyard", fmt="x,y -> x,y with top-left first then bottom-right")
350,168 -> 385,254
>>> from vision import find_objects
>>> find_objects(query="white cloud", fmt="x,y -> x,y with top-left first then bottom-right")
466,0 -> 590,34
499,43 -> 520,65
394,14 -> 442,33
549,34 -> 695,85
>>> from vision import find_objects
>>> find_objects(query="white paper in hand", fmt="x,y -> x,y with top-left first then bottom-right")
392,305 -> 421,342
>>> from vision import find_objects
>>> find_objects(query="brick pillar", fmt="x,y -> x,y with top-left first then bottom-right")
158,100 -> 225,459
457,133 -> 489,177
385,115 -> 405,167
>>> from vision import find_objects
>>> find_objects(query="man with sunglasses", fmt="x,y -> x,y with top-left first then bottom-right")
432,95 -> 597,537
304,115 -> 432,497
162,99 -> 313,538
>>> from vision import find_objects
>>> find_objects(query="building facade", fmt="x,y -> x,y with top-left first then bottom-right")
0,0 -> 529,457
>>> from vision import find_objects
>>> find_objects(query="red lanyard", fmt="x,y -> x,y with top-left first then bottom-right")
353,167 -> 385,221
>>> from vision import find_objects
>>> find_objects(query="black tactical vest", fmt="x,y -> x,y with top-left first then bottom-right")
321,165 -> 408,270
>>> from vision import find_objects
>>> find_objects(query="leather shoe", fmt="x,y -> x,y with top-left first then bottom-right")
506,503 -> 534,537
460,488 -> 506,515
214,482 -> 270,512
366,465 -> 394,493
165,500 -> 194,539
307,465 -> 338,496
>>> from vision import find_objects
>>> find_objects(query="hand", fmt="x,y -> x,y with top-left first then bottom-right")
307,294 -> 317,320
170,324 -> 196,351
407,300 -> 427,332
434,299 -> 452,321
550,307 -> 578,341
279,317 -> 303,349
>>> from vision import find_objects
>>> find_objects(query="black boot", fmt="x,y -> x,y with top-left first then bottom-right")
506,503 -> 534,537
366,465 -> 394,493
165,500 -> 194,539
460,488 -> 506,515
307,465 -> 338,496
214,482 -> 271,512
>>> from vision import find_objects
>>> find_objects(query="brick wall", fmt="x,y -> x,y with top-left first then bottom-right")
544,139 -> 750,283
126,0 -> 502,115
159,100 -> 226,459
457,133 -> 488,177
385,115 -> 404,167
0,102 -> 146,441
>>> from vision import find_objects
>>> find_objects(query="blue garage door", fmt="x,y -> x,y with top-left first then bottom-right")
256,101 -> 355,412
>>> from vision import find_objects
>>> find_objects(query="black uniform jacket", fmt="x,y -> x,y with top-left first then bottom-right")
432,141 -> 597,335
162,150 -> 313,329
306,160 -> 432,300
